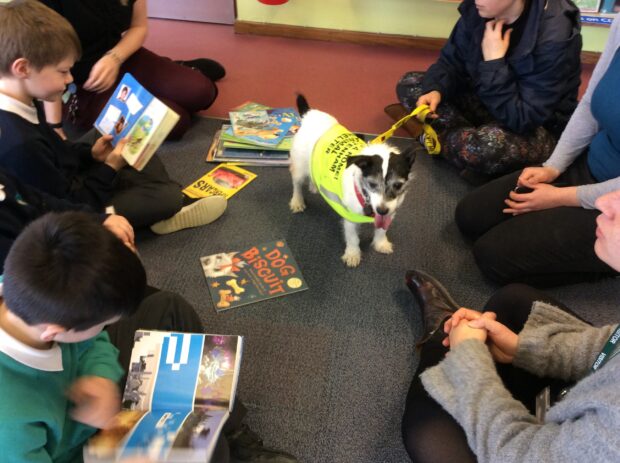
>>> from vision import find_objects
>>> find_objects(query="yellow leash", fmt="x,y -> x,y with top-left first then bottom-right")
370,104 -> 441,155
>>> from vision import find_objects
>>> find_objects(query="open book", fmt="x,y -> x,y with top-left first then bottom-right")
94,73 -> 180,171
84,331 -> 243,463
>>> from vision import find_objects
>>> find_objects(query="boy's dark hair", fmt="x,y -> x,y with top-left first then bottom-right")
3,212 -> 146,331
0,0 -> 81,75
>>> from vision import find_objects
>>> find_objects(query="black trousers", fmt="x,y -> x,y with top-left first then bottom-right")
75,130 -> 183,229
110,154 -> 184,229
455,151 -> 617,287
106,287 -> 244,462
401,284 -> 580,463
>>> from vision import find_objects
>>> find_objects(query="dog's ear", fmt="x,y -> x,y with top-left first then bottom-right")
347,155 -> 373,171
399,146 -> 417,170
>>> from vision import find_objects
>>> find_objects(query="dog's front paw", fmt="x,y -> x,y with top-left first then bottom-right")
341,248 -> 362,267
289,197 -> 306,213
308,182 -> 318,194
373,239 -> 393,254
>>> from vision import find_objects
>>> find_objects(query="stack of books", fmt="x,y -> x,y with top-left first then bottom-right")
206,102 -> 300,166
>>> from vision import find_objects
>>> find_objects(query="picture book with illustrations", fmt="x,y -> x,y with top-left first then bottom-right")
94,73 -> 180,171
229,107 -> 300,148
200,240 -> 308,312
220,124 -> 293,152
84,331 -> 243,463
183,164 -> 256,199
206,129 -> 289,167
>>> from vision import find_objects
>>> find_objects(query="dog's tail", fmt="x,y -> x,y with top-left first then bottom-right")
296,93 -> 311,117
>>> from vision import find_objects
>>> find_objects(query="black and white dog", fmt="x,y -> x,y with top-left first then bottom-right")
289,95 -> 417,267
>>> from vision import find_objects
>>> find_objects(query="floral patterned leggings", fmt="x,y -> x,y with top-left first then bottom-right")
396,72 -> 557,176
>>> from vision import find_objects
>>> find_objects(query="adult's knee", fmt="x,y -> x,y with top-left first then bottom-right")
402,393 -> 476,463
455,194 -> 484,240
472,235 -> 519,285
396,71 -> 425,108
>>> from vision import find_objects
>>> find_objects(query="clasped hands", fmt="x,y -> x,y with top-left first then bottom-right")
442,308 -> 519,364
504,166 -> 579,215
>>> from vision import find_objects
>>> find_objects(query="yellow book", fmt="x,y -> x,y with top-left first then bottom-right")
183,163 -> 256,199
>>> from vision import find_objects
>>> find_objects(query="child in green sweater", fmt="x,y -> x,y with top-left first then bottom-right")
0,211 -> 146,462
0,212 -> 299,462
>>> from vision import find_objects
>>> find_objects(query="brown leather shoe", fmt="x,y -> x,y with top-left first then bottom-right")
405,270 -> 459,347
384,103 -> 424,138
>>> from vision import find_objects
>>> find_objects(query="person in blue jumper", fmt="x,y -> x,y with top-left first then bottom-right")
455,14 -> 620,287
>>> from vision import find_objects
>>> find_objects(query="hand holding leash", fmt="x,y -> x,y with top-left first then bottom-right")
371,104 -> 441,155
416,91 -> 441,115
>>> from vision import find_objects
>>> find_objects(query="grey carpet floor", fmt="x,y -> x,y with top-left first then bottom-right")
138,117 -> 620,463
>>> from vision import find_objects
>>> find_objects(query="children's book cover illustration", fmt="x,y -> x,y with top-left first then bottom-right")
183,164 -> 257,199
84,331 -> 243,463
200,240 -> 308,312
229,107 -> 300,147
94,73 -> 180,171
221,124 -> 292,152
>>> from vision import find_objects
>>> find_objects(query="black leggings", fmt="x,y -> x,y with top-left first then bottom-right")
455,151 -> 617,287
401,284 -> 581,463
396,71 -> 556,176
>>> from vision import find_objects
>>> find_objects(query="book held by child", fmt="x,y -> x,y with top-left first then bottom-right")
200,240 -> 308,312
94,73 -> 180,171
84,330 -> 243,463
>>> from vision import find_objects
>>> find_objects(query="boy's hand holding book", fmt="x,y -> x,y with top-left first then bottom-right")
91,134 -> 115,163
104,138 -> 129,171
68,376 -> 121,429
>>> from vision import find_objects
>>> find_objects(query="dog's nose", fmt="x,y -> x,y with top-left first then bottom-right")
376,205 -> 389,216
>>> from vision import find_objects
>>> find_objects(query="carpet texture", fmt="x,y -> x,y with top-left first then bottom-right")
138,116 -> 620,463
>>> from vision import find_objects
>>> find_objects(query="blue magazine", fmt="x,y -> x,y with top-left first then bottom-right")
84,331 -> 243,462
94,73 -> 180,171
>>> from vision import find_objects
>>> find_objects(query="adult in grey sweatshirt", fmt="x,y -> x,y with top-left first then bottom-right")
403,188 -> 620,462
454,15 -> 620,287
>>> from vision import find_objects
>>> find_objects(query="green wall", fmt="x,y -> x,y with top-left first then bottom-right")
236,0 -> 610,52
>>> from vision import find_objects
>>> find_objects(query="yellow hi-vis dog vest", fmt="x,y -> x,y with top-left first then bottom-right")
310,123 -> 375,224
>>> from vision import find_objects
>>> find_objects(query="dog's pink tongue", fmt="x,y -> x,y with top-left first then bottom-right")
374,214 -> 392,230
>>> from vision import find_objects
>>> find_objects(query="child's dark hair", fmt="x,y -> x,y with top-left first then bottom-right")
3,212 -> 146,331
0,0 -> 81,75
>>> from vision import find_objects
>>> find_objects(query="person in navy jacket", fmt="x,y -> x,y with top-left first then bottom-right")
390,0 -> 582,182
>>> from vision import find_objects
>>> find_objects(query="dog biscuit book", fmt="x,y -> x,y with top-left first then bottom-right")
94,73 -> 180,171
84,330 -> 243,463
201,240 -> 308,312
229,107 -> 299,147
183,164 -> 257,199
